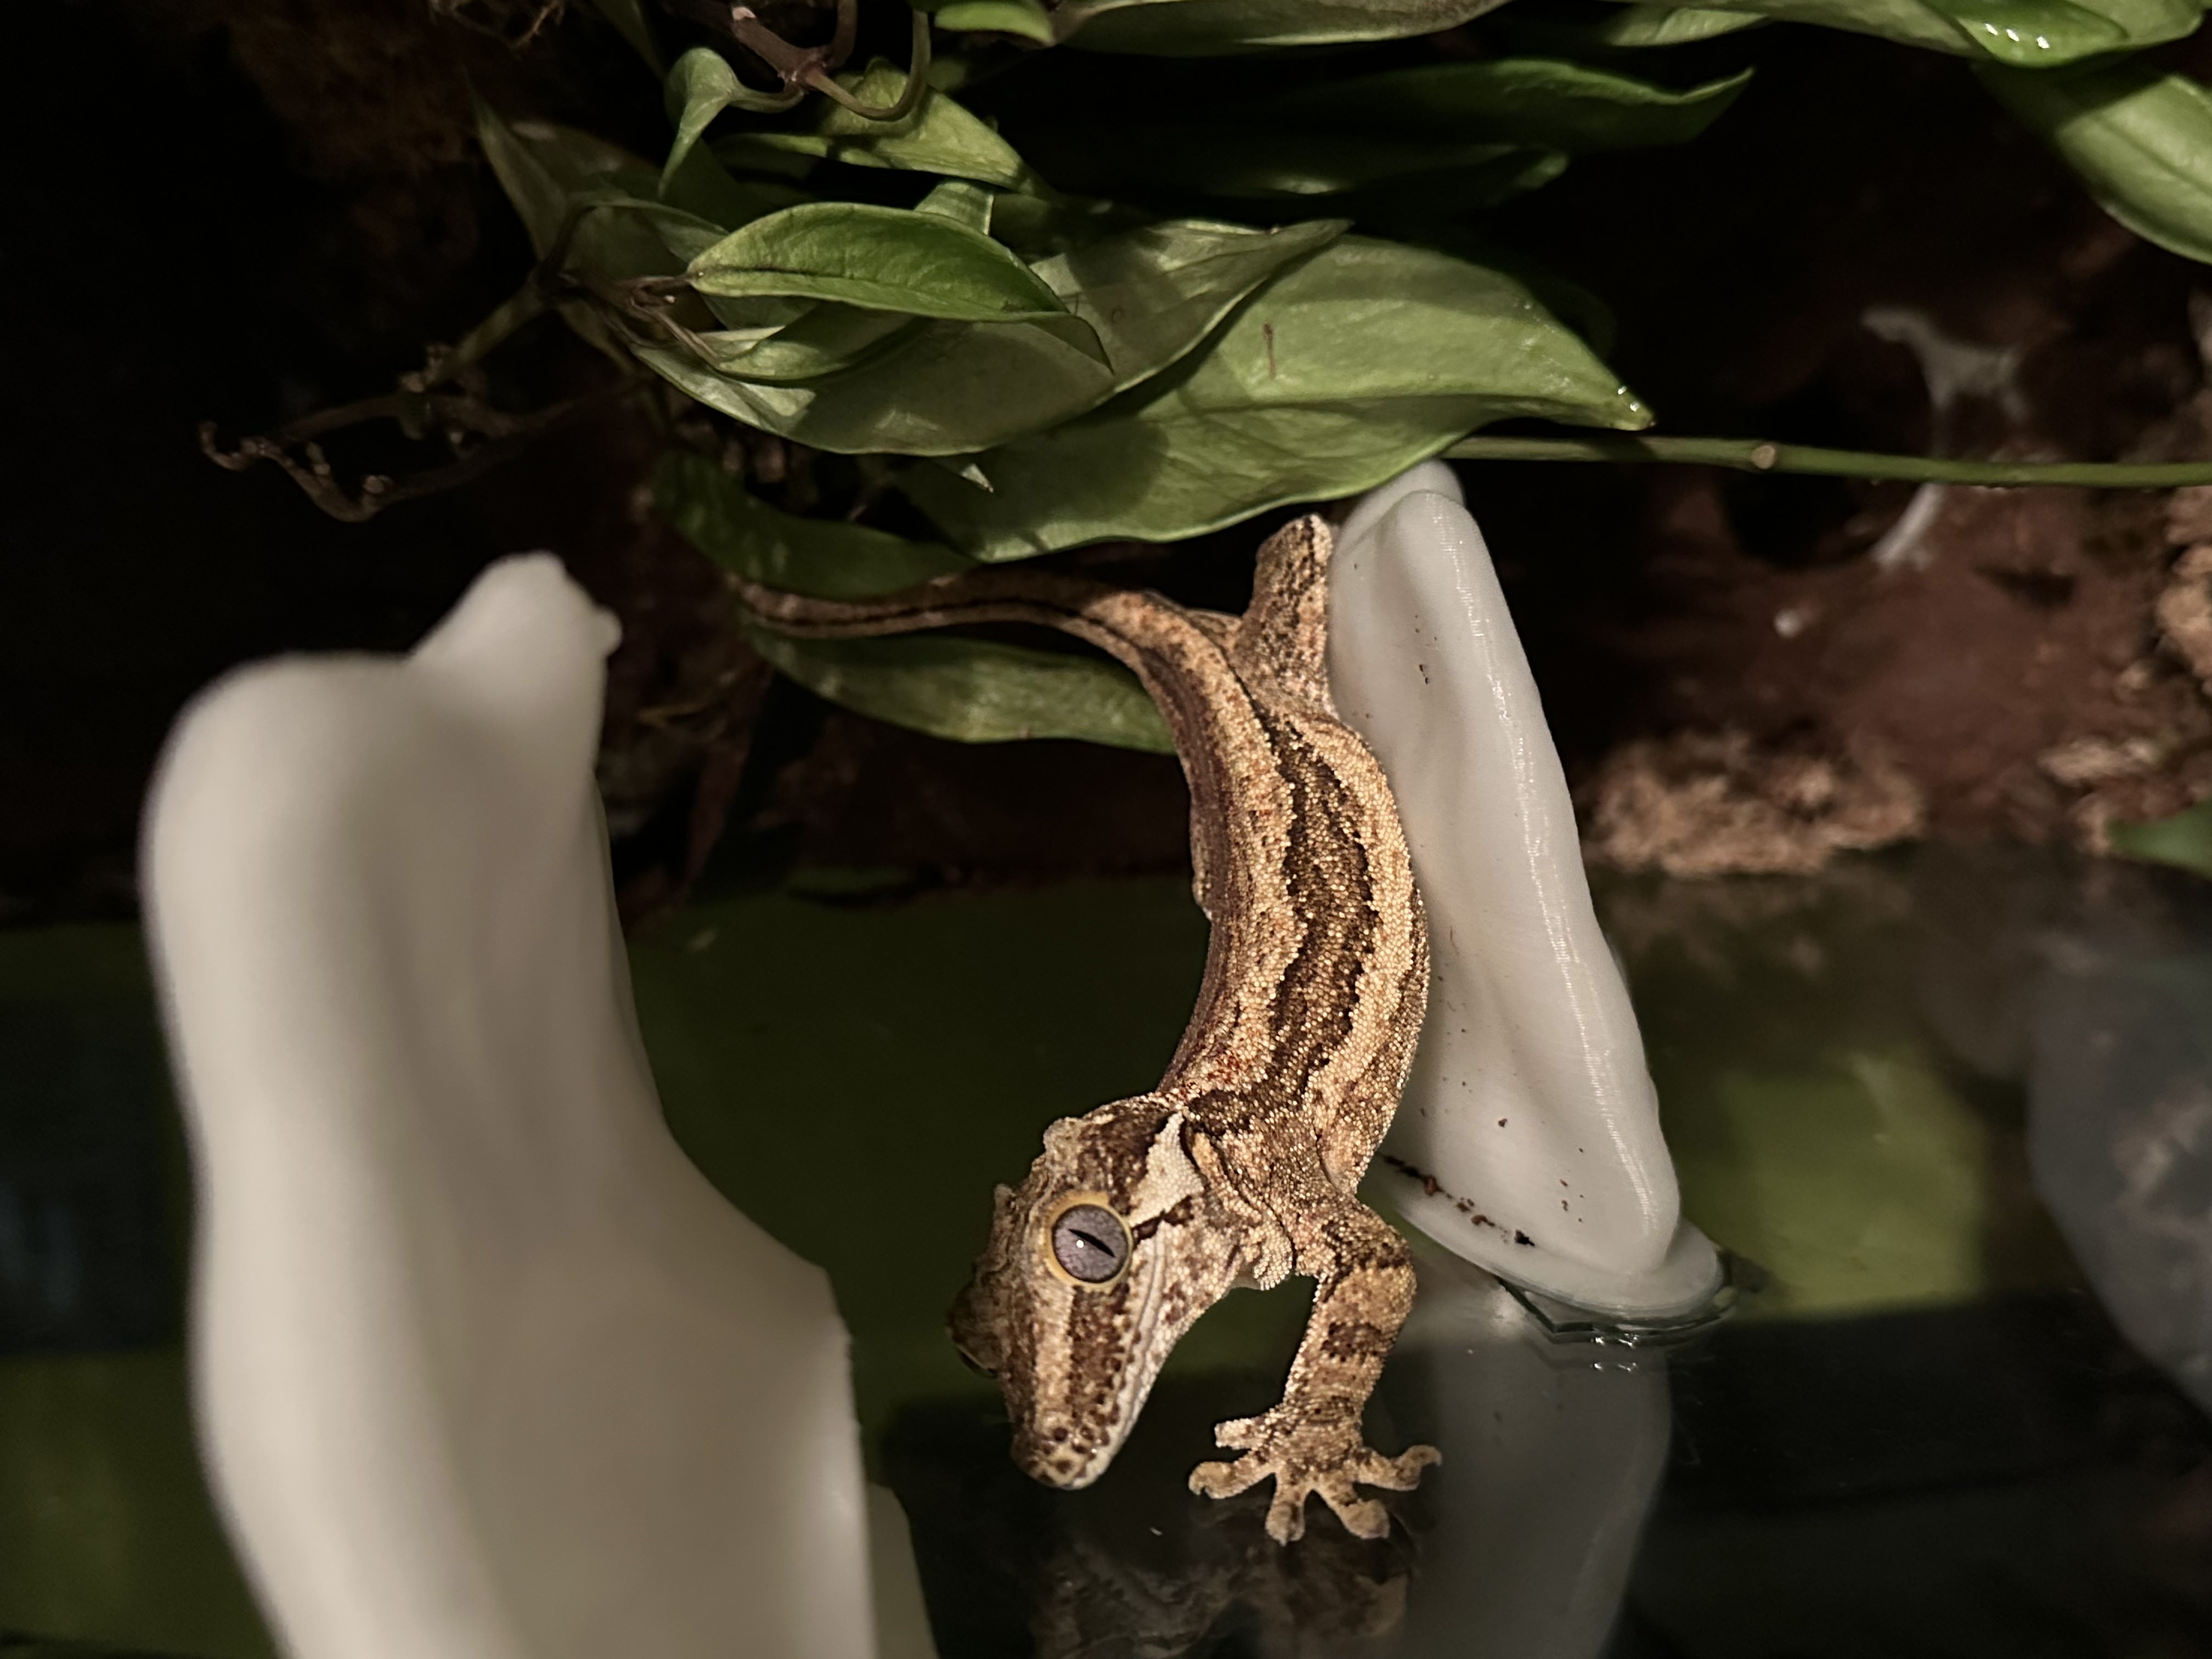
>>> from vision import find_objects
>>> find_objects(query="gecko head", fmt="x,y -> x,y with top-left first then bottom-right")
947,1099 -> 1240,1490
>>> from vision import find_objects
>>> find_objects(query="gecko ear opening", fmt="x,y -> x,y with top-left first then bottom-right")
947,1280 -> 1003,1376
951,1339 -> 998,1379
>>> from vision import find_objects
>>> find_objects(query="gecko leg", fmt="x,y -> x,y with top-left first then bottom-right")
1188,1201 -> 1438,1543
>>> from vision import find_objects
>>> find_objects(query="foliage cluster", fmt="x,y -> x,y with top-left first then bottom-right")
257,0 -> 2212,859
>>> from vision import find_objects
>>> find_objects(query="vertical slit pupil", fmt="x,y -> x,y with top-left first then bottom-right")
1052,1205 -> 1127,1282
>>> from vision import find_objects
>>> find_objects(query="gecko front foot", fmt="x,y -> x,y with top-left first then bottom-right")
1188,1405 -> 1440,1543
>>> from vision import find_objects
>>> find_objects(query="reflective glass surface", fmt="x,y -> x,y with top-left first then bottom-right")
2,848 -> 2208,1657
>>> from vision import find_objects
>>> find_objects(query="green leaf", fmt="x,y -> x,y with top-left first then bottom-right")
988,185 -> 1155,258
1335,151 -> 1574,226
1010,59 -> 1731,215
637,218 -> 1335,452
633,320 -> 1118,453
1585,4 -> 1771,41
652,441 -> 1176,758
654,154 -> 810,242
1038,218 -> 1346,391
1979,61 -> 2212,265
916,177 -> 995,232
1056,0 -> 1509,53
560,180 -> 731,264
933,0 -> 1058,39
655,450 -> 974,596
675,320 -> 916,384
1919,0 -> 2194,61
714,61 -> 1030,188
1406,234 -> 1621,357
1643,0 -> 1960,49
2109,798 -> 2212,878
1243,58 -> 1754,153
663,48 -> 797,187
473,95 -> 652,256
741,626 -> 1176,751
902,236 -> 1650,558
687,306 -> 925,383
472,98 -> 674,358
687,201 -> 1085,328
469,125 -> 725,289
1604,0 -> 2199,61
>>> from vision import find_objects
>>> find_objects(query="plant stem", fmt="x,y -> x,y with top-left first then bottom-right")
804,9 -> 931,117
1443,433 -> 2212,488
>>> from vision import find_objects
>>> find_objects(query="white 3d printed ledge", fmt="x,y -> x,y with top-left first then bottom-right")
143,556 -> 930,1659
1330,463 -> 1723,1321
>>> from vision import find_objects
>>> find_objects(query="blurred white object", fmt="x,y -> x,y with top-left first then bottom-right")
1330,465 -> 1719,1318
1912,848 -> 2212,1415
144,555 -> 924,1659
2028,934 -> 2212,1417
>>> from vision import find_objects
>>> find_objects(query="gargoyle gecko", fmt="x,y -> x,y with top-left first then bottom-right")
737,515 -> 1437,1543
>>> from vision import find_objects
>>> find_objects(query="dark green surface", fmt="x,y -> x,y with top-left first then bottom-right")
0,859 -> 2205,1656
0,1356 -> 271,1659
630,878 -> 1310,1444
1605,863 -> 2081,1317
0,929 -> 266,1659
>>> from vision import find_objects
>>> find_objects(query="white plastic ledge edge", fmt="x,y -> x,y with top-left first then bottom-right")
1330,465 -> 1721,1319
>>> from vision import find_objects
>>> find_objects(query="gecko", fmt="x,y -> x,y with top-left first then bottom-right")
735,514 -> 1438,1544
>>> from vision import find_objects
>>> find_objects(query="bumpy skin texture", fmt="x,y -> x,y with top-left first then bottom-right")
737,517 -> 1437,1543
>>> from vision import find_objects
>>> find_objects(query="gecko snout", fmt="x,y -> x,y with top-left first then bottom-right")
1011,1421 -> 1110,1490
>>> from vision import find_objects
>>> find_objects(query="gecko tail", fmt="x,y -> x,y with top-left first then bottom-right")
728,576 -> 942,639
727,567 -> 1099,642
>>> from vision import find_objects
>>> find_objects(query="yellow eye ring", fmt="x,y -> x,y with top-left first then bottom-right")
1040,1192 -> 1132,1289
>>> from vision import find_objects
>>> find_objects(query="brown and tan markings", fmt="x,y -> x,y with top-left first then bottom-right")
735,516 -> 1438,1543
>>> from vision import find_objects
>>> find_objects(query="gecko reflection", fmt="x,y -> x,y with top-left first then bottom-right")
892,1260 -> 1671,1659
1029,1495 -> 1413,1659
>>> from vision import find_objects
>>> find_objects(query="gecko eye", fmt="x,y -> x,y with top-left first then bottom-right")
1049,1204 -> 1129,1284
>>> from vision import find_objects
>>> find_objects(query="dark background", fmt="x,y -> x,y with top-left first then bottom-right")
8,1 -> 2212,928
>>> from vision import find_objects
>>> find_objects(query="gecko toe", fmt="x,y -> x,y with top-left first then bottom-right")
1212,1415 -> 1262,1451
1189,1457 -> 1265,1500
1263,1488 -> 1309,1544
1322,1484 -> 1390,1541
1358,1442 -> 1441,1491
1194,1419 -> 1431,1544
